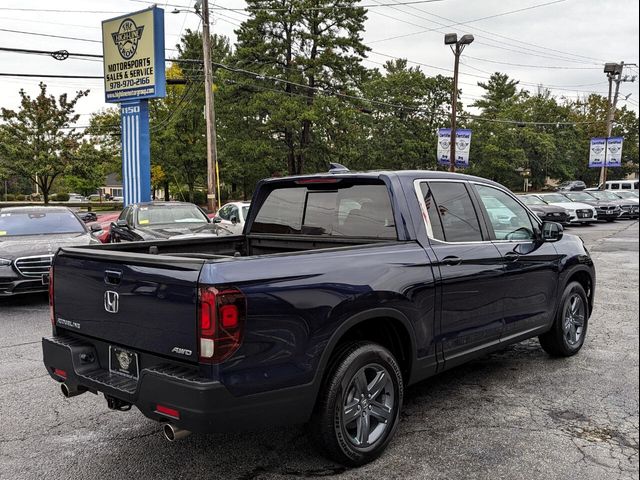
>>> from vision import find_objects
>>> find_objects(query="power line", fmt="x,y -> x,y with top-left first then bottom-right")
127,0 -> 449,11
462,55 -> 602,70
383,0 -> 606,65
367,0 -> 568,44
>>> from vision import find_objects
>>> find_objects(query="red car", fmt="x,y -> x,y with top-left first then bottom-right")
88,213 -> 119,243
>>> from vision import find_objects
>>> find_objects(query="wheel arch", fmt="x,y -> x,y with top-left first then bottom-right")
562,267 -> 595,316
310,308 -> 417,403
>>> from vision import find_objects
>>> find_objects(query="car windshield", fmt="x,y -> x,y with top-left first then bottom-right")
521,196 -> 545,205
616,191 -> 638,199
540,194 -> 571,203
136,204 -> 208,225
0,210 -> 85,237
590,191 -> 619,201
566,192 -> 595,202
242,206 -> 250,219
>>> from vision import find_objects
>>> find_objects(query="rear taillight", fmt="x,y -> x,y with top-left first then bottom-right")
198,286 -> 246,364
49,266 -> 55,326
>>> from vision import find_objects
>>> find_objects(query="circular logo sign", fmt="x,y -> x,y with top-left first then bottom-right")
111,18 -> 145,60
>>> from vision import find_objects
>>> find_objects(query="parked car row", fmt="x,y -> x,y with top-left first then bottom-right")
519,190 -> 638,225
0,199 -> 253,297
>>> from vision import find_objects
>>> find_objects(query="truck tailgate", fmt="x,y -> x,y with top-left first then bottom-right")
52,248 -> 204,363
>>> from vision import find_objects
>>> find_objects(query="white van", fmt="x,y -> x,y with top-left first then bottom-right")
605,180 -> 639,191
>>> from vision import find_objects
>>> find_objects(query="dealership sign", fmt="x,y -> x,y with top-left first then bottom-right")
588,137 -> 624,168
102,7 -> 166,103
437,128 -> 472,168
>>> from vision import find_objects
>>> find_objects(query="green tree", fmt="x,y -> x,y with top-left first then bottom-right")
0,83 -> 90,203
232,0 -> 369,175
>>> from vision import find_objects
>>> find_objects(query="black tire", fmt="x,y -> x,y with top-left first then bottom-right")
539,281 -> 589,357
310,341 -> 403,467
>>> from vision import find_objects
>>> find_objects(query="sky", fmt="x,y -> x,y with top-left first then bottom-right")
0,0 -> 638,125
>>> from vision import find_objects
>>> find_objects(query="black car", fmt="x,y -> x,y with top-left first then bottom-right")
0,206 -> 101,296
556,180 -> 587,192
563,192 -> 621,222
520,195 -> 571,224
109,201 -> 232,242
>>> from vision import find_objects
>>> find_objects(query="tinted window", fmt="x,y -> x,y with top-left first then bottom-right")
420,182 -> 482,242
251,183 -> 396,239
622,183 -> 631,189
611,183 -> 620,190
0,210 -> 85,236
475,185 -> 535,241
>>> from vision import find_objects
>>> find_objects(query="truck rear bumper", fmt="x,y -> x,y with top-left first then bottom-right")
42,335 -> 315,434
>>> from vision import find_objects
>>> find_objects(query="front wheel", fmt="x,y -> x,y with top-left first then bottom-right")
310,342 -> 403,467
539,281 -> 589,356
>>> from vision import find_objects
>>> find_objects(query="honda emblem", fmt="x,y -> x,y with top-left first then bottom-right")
104,290 -> 119,314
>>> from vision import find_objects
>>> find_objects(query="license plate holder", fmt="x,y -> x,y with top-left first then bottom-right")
109,346 -> 139,379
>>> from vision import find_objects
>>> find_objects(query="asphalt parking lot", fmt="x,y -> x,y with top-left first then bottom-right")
1,220 -> 638,480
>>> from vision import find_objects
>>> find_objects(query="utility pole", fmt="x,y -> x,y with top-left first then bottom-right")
600,62 -> 637,186
444,33 -> 474,172
200,0 -> 219,212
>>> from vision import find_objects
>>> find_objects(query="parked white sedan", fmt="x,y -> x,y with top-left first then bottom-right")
532,193 -> 598,224
212,201 -> 251,235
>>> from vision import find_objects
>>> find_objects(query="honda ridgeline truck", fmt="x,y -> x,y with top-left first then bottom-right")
43,169 -> 595,466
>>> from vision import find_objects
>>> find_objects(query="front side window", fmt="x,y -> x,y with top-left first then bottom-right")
218,205 -> 233,220
251,183 -> 396,239
419,182 -> 483,242
475,185 -> 535,241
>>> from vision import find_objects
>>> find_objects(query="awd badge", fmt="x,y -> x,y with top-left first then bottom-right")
111,18 -> 144,60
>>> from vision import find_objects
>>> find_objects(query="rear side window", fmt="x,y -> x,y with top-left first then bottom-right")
251,183 -> 396,238
622,183 -> 631,190
420,182 -> 483,242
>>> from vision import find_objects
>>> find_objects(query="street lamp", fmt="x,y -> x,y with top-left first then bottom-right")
172,1 -> 220,212
444,33 -> 474,172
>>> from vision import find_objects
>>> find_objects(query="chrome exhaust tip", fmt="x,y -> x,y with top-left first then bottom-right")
162,423 -> 191,442
61,383 -> 86,398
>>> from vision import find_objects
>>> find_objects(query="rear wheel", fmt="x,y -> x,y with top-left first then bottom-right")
310,342 -> 403,467
539,281 -> 589,356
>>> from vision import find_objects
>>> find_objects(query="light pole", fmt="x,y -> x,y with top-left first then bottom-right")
444,33 -> 474,172
172,0 -> 219,212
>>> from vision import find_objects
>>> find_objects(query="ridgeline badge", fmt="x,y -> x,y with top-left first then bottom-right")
112,18 -> 144,60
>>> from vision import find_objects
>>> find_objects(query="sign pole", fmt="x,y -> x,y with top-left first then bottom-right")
121,100 -> 151,205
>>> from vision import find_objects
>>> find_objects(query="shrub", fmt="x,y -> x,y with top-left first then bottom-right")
4,194 -> 15,201
55,192 -> 70,202
15,194 -> 26,201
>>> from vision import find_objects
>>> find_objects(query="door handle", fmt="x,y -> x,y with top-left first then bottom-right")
504,252 -> 520,262
104,269 -> 123,286
441,256 -> 462,266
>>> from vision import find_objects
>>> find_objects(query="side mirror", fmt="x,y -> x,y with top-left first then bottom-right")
115,219 -> 128,228
212,217 -> 221,224
230,215 -> 239,225
90,224 -> 102,232
541,221 -> 563,242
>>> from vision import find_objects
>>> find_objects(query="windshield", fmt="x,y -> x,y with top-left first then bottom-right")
590,191 -> 619,201
136,204 -> 208,225
0,210 -> 85,237
566,192 -> 595,202
521,196 -> 545,205
616,191 -> 638,199
540,194 -> 571,203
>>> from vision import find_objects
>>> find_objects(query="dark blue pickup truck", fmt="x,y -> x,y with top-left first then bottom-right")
43,170 -> 595,466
